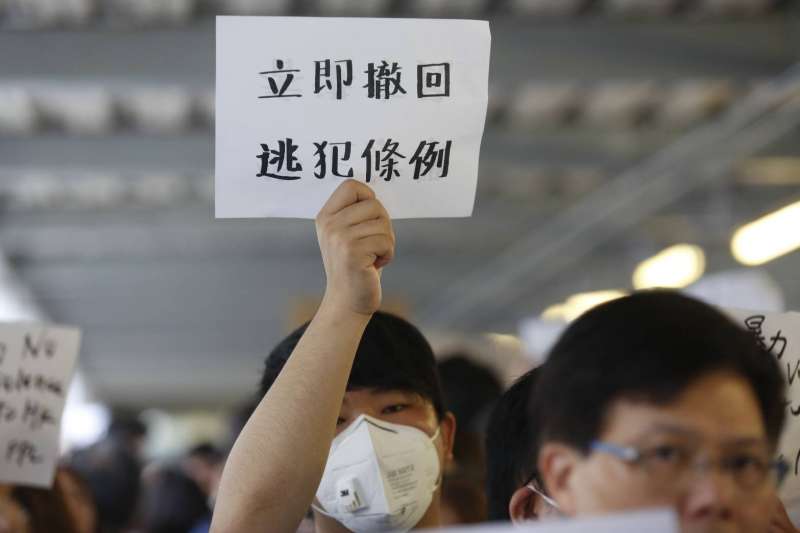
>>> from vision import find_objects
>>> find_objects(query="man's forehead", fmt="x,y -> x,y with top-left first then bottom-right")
604,400 -> 768,446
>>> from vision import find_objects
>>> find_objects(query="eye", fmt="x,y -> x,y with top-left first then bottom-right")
381,404 -> 409,415
649,445 -> 689,465
726,453 -> 767,473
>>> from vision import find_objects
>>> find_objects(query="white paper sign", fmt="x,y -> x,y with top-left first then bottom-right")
425,509 -> 678,532
725,309 -> 800,515
215,16 -> 490,219
0,323 -> 81,488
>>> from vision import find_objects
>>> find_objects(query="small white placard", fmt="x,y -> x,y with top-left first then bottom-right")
0,323 -> 81,488
425,508 -> 678,532
215,16 -> 490,219
725,309 -> 800,515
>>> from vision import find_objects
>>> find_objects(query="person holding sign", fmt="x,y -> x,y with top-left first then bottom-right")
532,291 -> 789,533
211,180 -> 456,533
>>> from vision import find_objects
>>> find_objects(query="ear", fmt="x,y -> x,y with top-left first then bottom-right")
439,411 -> 457,466
538,442 -> 581,516
509,485 -> 538,524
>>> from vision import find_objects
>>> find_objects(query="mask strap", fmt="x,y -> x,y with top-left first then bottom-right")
526,482 -> 560,510
430,425 -> 443,492
311,502 -> 333,518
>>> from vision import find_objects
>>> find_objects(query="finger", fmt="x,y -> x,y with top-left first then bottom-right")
353,235 -> 394,268
336,198 -> 390,228
318,179 -> 375,217
345,218 -> 394,241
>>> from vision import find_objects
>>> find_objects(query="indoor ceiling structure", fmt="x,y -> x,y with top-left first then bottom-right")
1,0 -> 798,408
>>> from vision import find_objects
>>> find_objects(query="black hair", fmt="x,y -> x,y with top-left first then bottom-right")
438,354 -> 502,433
532,290 -> 786,454
141,468 -> 209,533
70,439 -> 141,532
186,442 -> 223,464
485,367 -> 541,521
260,310 -> 446,420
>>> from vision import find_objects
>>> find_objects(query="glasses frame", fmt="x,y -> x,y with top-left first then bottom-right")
589,440 -> 789,490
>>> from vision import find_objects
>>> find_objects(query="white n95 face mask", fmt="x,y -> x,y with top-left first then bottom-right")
313,414 -> 441,532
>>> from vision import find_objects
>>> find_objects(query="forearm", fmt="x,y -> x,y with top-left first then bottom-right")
211,299 -> 371,533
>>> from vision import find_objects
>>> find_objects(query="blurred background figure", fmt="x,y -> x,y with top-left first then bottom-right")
9,466 -> 95,533
436,354 -> 502,525
438,354 -> 502,476
181,443 -> 223,509
69,436 -> 141,533
140,467 -> 210,533
0,485 -> 30,533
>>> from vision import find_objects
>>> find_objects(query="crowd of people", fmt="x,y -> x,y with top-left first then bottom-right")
209,181 -> 799,532
2,179 -> 798,533
0,418 -> 225,533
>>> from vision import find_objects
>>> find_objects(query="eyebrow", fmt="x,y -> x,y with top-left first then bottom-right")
368,389 -> 416,398
640,423 -> 768,447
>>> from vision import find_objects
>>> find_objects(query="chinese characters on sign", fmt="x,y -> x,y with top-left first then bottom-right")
726,309 -> 800,508
0,324 -> 81,488
260,59 -> 443,101
256,138 -> 452,182
216,17 -> 490,218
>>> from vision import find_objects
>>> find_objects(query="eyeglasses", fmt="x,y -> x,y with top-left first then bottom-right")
590,440 -> 789,492
522,471 -> 561,515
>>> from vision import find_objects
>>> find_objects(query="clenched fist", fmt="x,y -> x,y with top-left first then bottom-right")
315,180 -> 395,317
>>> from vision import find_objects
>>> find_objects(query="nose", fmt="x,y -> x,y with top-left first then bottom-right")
682,465 -> 735,522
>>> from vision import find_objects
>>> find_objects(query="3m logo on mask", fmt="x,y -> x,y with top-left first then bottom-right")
336,477 -> 366,512
313,415 -> 441,532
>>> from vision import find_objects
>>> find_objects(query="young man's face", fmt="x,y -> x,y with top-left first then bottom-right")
335,388 -> 456,470
314,388 -> 456,532
541,371 -> 779,533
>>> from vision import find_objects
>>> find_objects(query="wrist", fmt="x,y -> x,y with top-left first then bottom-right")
318,291 -> 375,327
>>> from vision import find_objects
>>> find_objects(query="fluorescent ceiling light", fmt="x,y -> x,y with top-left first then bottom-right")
633,244 -> 706,289
541,290 -> 627,322
731,200 -> 800,266
484,333 -> 523,351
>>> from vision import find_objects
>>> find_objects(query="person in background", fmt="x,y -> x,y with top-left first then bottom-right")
181,443 -> 224,533
437,354 -> 502,475
70,438 -> 141,533
181,443 -> 223,507
106,415 -> 148,462
11,466 -> 89,533
533,290 -> 788,533
438,473 -> 488,525
0,485 -> 30,533
56,466 -> 97,533
141,467 -> 210,533
436,355 -> 502,525
484,367 -> 559,523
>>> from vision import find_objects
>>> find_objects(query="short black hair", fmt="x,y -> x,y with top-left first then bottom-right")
533,290 -> 786,454
485,367 -> 541,521
186,442 -> 223,464
141,468 -> 209,533
70,440 -> 141,531
438,354 -> 502,433
260,311 -> 446,420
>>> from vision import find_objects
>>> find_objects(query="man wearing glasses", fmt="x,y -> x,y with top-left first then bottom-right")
532,291 -> 791,533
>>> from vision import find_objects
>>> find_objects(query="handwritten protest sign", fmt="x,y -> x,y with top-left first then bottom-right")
725,309 -> 800,509
215,16 -> 490,219
0,324 -> 81,488
427,509 -> 678,532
